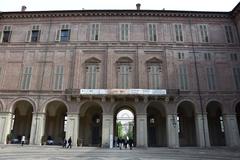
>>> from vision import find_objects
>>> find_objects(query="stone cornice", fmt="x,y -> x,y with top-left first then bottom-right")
0,10 -> 231,20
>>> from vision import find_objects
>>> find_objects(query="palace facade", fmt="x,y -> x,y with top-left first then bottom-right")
0,3 -> 240,148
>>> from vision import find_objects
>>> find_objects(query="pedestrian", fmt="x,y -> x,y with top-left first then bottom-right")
67,137 -> 72,149
21,135 -> 25,146
124,138 -> 128,149
119,138 -> 122,150
63,138 -> 67,148
128,138 -> 133,150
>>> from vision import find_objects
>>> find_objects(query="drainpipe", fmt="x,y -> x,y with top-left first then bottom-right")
188,13 -> 207,148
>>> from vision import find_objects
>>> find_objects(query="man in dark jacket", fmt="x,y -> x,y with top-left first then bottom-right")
67,137 -> 72,148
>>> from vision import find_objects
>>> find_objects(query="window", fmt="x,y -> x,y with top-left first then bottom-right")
90,23 -> 100,41
178,52 -> 185,60
120,23 -> 130,41
86,64 -> 98,89
0,26 -> 12,43
54,65 -> 64,90
225,25 -> 234,43
233,67 -> 240,90
148,23 -> 157,42
204,53 -> 211,61
21,66 -> 32,90
148,65 -> 161,89
179,64 -> 188,90
199,24 -> 209,42
230,53 -> 238,61
55,24 -> 71,42
206,67 -> 216,90
174,24 -> 183,42
117,65 -> 130,89
26,25 -> 41,42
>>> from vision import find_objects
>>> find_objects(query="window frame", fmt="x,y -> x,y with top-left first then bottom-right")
90,23 -> 100,41
53,65 -> 64,90
147,23 -> 157,42
198,24 -> 209,43
174,23 -> 184,42
119,23 -> 130,41
21,66 -> 32,90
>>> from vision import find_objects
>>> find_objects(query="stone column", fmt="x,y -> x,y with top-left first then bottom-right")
223,114 -> 240,147
136,114 -> 147,147
166,114 -> 179,148
101,114 -> 113,148
195,113 -> 210,147
66,113 -> 79,146
0,112 -> 12,144
29,113 -> 46,145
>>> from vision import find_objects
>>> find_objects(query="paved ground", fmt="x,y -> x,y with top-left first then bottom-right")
0,145 -> 240,160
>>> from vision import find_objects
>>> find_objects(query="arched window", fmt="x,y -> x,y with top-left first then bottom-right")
146,57 -> 162,89
85,57 -> 101,89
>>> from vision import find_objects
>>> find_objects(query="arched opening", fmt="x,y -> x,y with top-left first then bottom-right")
236,102 -> 240,135
147,102 -> 166,147
207,101 -> 225,146
79,102 -> 102,147
177,101 -> 197,146
114,106 -> 136,148
44,101 -> 67,145
11,100 -> 33,144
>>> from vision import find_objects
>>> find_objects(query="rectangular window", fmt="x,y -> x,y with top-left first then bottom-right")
230,53 -> 238,61
148,65 -> 161,89
179,64 -> 188,90
199,24 -> 209,42
86,64 -> 98,89
225,25 -> 234,43
174,24 -> 183,42
233,67 -> 240,90
118,65 -> 129,89
148,23 -> 157,42
178,52 -> 185,60
0,26 -> 12,43
21,66 -> 32,90
55,24 -> 71,42
26,25 -> 41,42
120,23 -> 130,41
90,23 -> 100,41
54,65 -> 64,90
206,67 -> 216,90
204,53 -> 211,61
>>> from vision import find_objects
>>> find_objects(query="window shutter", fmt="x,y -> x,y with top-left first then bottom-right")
37,30 -> 41,42
55,30 -> 60,41
0,31 -> 3,43
26,30 -> 32,42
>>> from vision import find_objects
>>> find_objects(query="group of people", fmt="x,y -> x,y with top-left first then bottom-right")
116,137 -> 134,150
62,137 -> 72,148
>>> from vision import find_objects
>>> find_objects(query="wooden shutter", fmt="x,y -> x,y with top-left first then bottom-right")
55,30 -> 60,41
25,30 -> 31,42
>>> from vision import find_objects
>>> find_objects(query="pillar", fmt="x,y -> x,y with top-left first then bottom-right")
29,113 -> 46,145
136,114 -> 147,147
101,114 -> 113,148
195,113 -> 210,147
66,113 -> 79,146
167,114 -> 179,148
0,112 -> 12,144
223,114 -> 240,147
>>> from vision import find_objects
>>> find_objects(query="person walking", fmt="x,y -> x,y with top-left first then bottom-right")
128,138 -> 133,150
67,137 -> 72,149
63,138 -> 67,148
21,135 -> 25,146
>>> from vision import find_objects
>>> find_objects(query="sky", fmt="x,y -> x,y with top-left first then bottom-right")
0,0 -> 239,12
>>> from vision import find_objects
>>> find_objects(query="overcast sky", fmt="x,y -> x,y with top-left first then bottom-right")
1,0 -> 239,12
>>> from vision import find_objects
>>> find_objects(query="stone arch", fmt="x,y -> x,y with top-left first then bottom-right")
85,57 -> 101,63
177,101 -> 197,146
43,99 -> 68,145
206,101 -> 225,146
111,102 -> 136,115
146,101 -> 167,147
9,97 -> 36,113
204,98 -> 224,113
79,101 -> 103,147
175,98 -> 199,114
42,97 -> 69,113
232,99 -> 240,113
0,99 -> 4,112
146,57 -> 162,64
116,57 -> 133,63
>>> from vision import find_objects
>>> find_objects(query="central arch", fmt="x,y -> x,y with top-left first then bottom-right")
44,100 -> 68,145
147,102 -> 167,147
79,102 -> 103,147
113,104 -> 136,147
11,100 -> 33,144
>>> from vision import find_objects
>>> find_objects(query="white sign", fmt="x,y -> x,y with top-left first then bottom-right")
80,89 -> 167,95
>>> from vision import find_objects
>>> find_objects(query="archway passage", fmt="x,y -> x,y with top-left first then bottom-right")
207,101 -> 225,146
177,101 -> 197,146
236,102 -> 240,135
79,103 -> 102,147
11,100 -> 33,144
44,101 -> 67,145
114,107 -> 136,147
147,102 -> 166,147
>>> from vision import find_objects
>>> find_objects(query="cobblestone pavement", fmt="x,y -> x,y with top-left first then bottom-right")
0,145 -> 240,160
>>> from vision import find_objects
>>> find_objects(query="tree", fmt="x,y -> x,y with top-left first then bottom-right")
116,121 -> 124,138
